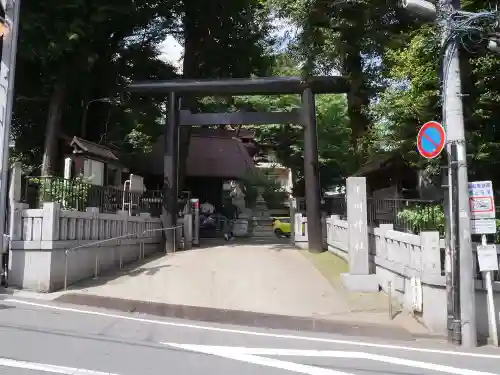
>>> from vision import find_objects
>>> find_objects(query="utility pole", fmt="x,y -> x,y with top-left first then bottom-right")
402,0 -> 477,347
443,0 -> 477,348
0,0 -> 21,282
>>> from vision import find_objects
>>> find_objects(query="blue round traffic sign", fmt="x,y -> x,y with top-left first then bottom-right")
417,121 -> 446,159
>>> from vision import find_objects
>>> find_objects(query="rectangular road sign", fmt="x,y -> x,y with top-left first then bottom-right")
477,244 -> 499,272
471,219 -> 497,235
468,181 -> 495,220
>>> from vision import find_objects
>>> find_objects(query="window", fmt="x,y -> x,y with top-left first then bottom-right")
105,166 -> 119,186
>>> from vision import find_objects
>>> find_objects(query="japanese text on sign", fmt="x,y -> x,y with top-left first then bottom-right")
468,181 -> 495,221
468,181 -> 494,197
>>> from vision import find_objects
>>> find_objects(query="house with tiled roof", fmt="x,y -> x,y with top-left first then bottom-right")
131,128 -> 262,209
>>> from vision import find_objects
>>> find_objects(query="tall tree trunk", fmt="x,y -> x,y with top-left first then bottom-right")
177,1 -> 205,193
41,77 -> 67,176
336,3 -> 371,162
341,43 -> 370,160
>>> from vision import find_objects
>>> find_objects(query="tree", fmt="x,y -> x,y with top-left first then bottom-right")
14,0 -> 178,175
239,169 -> 288,209
367,0 -> 500,194
370,24 -> 441,174
177,0 -> 275,190
229,51 -> 353,195
267,0 -> 417,161
13,0 -> 280,188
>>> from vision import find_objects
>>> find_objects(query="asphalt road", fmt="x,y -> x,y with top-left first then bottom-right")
0,296 -> 498,375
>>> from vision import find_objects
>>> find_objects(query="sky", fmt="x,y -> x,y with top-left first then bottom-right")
159,36 -> 183,73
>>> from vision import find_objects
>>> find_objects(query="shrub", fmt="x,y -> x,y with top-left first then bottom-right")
396,204 -> 445,234
28,176 -> 91,210
240,169 -> 288,209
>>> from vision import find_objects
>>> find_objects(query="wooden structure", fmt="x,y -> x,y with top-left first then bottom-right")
66,136 -> 127,187
128,75 -> 349,253
354,153 -> 420,199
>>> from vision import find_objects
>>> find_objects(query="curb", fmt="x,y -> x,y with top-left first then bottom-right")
54,293 -> 445,342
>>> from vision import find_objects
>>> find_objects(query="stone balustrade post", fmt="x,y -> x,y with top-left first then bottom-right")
341,177 -> 379,292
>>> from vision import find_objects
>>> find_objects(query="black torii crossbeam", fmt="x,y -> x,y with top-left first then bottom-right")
128,75 -> 350,253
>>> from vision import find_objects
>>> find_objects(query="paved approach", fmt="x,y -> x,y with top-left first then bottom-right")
0,296 -> 498,375
51,239 -> 427,336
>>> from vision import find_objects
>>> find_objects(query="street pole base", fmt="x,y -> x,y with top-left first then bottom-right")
0,251 -> 8,286
451,319 -> 462,345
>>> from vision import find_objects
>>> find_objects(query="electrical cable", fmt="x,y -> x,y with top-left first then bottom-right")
436,8 -> 500,110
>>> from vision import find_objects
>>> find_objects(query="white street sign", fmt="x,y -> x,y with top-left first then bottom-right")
471,219 -> 497,235
477,245 -> 499,272
468,181 -> 495,220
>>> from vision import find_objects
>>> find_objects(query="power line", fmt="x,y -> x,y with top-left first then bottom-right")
401,0 -> 500,348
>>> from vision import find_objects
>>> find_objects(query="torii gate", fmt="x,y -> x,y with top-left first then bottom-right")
128,76 -> 349,253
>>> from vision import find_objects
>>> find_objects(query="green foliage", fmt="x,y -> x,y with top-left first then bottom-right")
267,0 -> 418,159
396,205 -> 445,235
14,0 -> 500,208
370,25 -> 441,169
13,0 -> 179,171
250,92 -> 353,194
239,169 -> 288,209
234,52 -> 354,194
13,0 -> 277,176
368,1 -> 500,188
261,177 -> 289,209
398,206 -> 500,243
496,220 -> 500,244
28,177 -> 91,210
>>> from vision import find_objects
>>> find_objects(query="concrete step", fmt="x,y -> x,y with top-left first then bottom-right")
253,233 -> 276,238
253,228 -> 274,234
252,228 -> 276,238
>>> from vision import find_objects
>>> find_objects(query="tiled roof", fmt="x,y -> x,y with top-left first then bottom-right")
70,137 -> 120,161
135,131 -> 256,179
186,134 -> 255,178
353,153 -> 401,176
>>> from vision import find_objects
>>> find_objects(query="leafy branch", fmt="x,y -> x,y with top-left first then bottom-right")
396,205 -> 445,234
239,169 -> 289,209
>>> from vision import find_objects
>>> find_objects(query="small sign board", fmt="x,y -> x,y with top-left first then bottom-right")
477,244 -> 499,272
468,181 -> 496,234
471,219 -> 497,235
468,181 -> 495,219
129,174 -> 145,193
417,121 -> 446,159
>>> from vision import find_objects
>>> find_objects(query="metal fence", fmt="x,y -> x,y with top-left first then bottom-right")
21,176 -> 164,217
297,196 -> 443,234
367,198 -> 443,234
296,196 -> 348,219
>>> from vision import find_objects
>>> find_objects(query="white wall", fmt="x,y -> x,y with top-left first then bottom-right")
9,203 -> 163,292
295,213 -> 500,339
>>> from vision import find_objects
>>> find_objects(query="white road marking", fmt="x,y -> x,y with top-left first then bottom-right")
0,357 -> 120,375
165,344 -> 354,375
164,343 -> 496,375
6,298 -> 500,360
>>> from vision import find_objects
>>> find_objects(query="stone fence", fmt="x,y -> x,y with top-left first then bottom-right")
294,212 -> 500,338
293,176 -> 500,340
8,202 -> 170,292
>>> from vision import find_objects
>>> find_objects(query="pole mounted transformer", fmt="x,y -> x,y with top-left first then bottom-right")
400,0 -> 437,20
